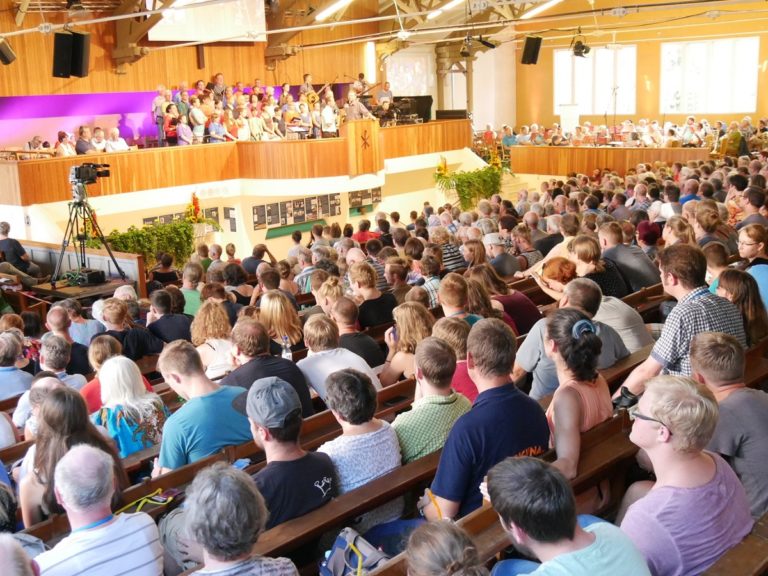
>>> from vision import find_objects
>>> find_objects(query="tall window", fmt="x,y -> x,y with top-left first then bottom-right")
660,37 -> 759,114
553,45 -> 637,117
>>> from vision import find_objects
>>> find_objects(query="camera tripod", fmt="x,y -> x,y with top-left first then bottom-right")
51,185 -> 126,289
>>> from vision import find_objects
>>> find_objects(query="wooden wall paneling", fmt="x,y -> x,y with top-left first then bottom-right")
505,146 -> 710,176
0,4 -> 377,96
342,119 -> 382,176
0,162 -> 22,205
271,0 -> 379,86
238,139 -> 349,179
15,143 -> 238,205
380,120 -> 472,159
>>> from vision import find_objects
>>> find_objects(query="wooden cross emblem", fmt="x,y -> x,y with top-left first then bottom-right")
361,130 -> 371,150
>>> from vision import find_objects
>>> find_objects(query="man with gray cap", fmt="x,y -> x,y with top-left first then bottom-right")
484,233 -> 520,277
233,376 -> 336,528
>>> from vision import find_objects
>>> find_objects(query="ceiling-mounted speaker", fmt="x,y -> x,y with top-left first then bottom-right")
52,31 -> 90,78
52,32 -> 74,78
70,32 -> 90,77
521,35 -> 542,65
0,38 -> 16,65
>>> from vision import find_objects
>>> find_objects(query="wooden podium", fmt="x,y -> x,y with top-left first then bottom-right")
341,119 -> 383,177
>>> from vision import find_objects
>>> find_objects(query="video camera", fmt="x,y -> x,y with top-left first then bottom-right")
69,163 -> 110,186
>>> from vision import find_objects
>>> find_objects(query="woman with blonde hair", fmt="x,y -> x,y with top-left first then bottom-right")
92,356 -> 168,458
191,301 -> 234,379
380,302 -> 434,386
567,235 -> 628,298
259,289 -> 305,356
79,335 -> 154,414
462,239 -> 487,269
512,224 -> 544,271
314,275 -> 344,315
276,260 -> 299,296
693,201 -> 733,253
662,215 -> 696,246
406,521 -> 488,576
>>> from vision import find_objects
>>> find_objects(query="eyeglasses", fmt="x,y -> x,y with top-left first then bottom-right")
738,240 -> 759,246
634,410 -> 672,433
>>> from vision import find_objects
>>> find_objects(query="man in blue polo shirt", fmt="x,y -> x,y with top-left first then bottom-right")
419,318 -> 549,520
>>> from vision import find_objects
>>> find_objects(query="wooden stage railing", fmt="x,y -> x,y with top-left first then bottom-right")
0,121 -> 716,207
506,145 -> 710,176
0,120 -> 473,207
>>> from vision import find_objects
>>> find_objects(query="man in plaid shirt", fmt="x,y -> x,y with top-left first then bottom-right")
617,244 -> 746,398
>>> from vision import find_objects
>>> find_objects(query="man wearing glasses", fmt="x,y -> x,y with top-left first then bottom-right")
618,375 -> 753,576
615,243 -> 746,400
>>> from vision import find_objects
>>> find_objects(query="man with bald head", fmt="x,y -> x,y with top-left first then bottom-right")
679,178 -> 700,205
523,211 -> 546,244
206,244 -> 225,277
533,214 -> 563,257
44,306 -> 90,377
34,445 -> 163,576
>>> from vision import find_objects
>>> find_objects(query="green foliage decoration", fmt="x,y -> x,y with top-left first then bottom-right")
434,162 -> 503,211
86,219 -> 196,268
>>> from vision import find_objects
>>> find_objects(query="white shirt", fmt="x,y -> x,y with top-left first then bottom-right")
36,512 -> 163,576
321,106 -> 337,133
297,348 -> 381,400
105,138 -> 129,152
12,372 -> 86,428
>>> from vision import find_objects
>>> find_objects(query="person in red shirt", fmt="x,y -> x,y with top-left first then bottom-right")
351,219 -> 380,245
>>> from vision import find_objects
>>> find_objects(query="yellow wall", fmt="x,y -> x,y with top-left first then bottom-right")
515,5 -> 768,126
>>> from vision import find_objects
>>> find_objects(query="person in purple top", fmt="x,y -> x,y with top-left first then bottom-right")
619,375 -> 753,576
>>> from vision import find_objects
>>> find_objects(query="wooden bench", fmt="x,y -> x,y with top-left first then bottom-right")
370,410 -> 638,576
620,283 -> 672,323
23,377 -> 418,543
0,394 -> 23,414
255,450 -> 442,559
704,512 -> 768,575
507,277 -> 554,307
600,344 -> 653,394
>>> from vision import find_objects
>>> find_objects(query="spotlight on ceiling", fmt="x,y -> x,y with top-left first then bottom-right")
477,35 -> 496,49
573,40 -> 590,57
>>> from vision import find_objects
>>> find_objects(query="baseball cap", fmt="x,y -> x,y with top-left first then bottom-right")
232,376 -> 302,428
482,232 -> 505,246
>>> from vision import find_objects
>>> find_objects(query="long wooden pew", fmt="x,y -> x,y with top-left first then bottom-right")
22,378 -> 418,543
369,410 -> 638,576
704,512 -> 768,575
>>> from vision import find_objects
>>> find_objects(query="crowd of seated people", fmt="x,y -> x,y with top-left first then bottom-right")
480,115 -> 768,154
5,152 -> 768,575
22,72 -> 393,156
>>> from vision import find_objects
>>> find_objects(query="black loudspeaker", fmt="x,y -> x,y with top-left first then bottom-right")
52,31 -> 90,78
436,110 -> 468,120
52,32 -> 73,78
521,36 -> 542,65
0,38 -> 16,65
70,32 -> 90,78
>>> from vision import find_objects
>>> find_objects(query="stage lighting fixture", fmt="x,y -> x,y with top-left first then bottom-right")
573,40 -> 590,57
460,36 -> 471,57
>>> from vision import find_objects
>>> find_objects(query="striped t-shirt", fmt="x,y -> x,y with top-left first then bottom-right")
36,512 -> 163,576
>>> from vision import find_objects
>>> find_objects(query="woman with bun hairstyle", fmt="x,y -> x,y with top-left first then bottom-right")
406,521 -> 488,576
544,308 -> 613,480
